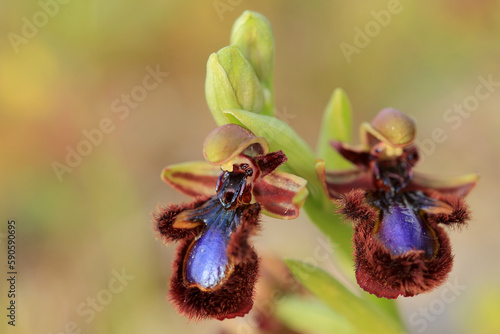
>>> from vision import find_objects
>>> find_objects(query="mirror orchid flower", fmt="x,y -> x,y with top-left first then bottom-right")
154,124 -> 308,319
316,108 -> 478,299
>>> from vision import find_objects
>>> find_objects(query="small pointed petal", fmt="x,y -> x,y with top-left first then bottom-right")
331,141 -> 371,167
253,171 -> 308,219
254,150 -> 287,177
410,171 -> 479,197
162,161 -> 220,197
203,124 -> 269,168
316,160 -> 373,199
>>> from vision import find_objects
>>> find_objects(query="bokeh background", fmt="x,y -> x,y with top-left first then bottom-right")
1,1 -> 500,333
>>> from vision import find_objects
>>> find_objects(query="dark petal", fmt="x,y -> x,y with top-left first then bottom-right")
336,189 -> 378,224
376,201 -> 438,259
331,141 -> 371,167
153,196 -> 209,242
353,219 -> 453,299
169,239 -> 260,321
254,150 -> 287,177
227,204 -> 261,264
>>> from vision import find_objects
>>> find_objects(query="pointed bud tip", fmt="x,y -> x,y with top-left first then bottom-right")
230,11 -> 274,86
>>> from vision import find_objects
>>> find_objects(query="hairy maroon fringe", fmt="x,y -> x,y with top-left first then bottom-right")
227,204 -> 261,264
427,191 -> 471,228
336,189 -> 377,225
169,238 -> 260,321
354,219 -> 453,299
153,196 -> 210,242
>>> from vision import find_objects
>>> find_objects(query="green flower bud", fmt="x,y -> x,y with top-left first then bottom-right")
230,11 -> 275,116
205,45 -> 264,126
230,10 -> 275,87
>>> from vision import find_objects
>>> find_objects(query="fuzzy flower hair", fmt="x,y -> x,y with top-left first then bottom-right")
316,108 -> 478,298
154,124 -> 308,319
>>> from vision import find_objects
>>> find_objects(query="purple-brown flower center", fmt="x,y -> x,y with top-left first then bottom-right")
372,147 -> 418,193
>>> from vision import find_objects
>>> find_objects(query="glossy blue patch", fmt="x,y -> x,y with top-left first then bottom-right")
183,198 -> 241,290
377,201 -> 437,258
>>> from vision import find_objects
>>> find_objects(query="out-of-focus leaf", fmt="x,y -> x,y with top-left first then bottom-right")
285,259 -> 405,334
275,295 -> 359,334
317,88 -> 353,169
362,292 -> 404,325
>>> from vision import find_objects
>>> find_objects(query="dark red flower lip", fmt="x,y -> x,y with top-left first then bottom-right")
337,186 -> 469,299
154,125 -> 308,320
319,109 -> 477,299
154,195 -> 262,320
350,196 -> 454,298
170,238 -> 260,320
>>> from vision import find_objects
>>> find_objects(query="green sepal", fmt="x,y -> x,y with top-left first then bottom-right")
161,161 -> 220,198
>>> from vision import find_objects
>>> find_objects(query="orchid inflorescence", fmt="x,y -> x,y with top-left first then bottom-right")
153,10 -> 478,327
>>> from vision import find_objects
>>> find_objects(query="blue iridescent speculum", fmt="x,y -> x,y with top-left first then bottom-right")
183,199 -> 239,290
374,196 -> 438,259
181,166 -> 253,290
370,150 -> 438,260
318,108 -> 477,298
155,123 -> 308,319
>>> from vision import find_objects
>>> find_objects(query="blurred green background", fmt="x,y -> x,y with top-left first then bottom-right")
1,1 -> 500,333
